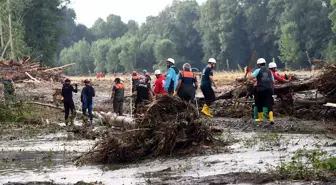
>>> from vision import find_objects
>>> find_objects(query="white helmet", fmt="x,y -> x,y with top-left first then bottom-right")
257,58 -> 266,64
269,62 -> 277,69
167,58 -> 175,64
208,58 -> 216,64
154,69 -> 161,75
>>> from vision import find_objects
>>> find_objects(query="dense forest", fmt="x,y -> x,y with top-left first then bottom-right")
2,0 -> 336,75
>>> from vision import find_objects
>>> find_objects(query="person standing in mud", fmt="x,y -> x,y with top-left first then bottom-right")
247,58 -> 275,124
175,63 -> 198,102
2,74 -> 15,105
133,76 -> 153,115
131,71 -> 139,93
164,58 -> 179,95
81,79 -> 95,125
200,58 -> 217,117
143,69 -> 152,89
111,78 -> 124,116
153,69 -> 167,95
61,78 -> 78,126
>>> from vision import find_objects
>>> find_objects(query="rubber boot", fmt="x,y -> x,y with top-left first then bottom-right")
269,111 -> 274,125
255,112 -> 264,122
201,104 -> 206,113
263,107 -> 269,120
253,106 -> 258,120
201,104 -> 213,118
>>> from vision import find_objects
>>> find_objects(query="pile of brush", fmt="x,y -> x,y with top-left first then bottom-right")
78,95 -> 214,164
0,57 -> 74,82
316,65 -> 336,102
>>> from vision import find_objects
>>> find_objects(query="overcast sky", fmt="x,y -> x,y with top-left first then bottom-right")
70,0 -> 205,28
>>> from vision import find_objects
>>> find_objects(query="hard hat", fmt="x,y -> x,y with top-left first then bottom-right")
65,78 -> 71,82
132,71 -> 137,75
143,69 -> 147,73
167,58 -> 175,64
269,62 -> 277,69
208,58 -> 216,64
257,58 -> 266,64
154,70 -> 161,75
83,79 -> 90,83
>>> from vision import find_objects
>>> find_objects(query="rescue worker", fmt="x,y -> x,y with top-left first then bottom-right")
81,79 -> 95,125
164,58 -> 179,95
175,63 -> 198,102
200,58 -> 217,117
153,70 -> 167,95
111,78 -> 124,116
2,74 -> 15,105
143,69 -> 152,88
268,62 -> 292,83
61,78 -> 78,125
247,58 -> 275,124
132,71 -> 140,92
133,76 -> 153,114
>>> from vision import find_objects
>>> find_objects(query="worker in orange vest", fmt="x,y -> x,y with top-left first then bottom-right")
111,78 -> 124,116
175,63 -> 198,102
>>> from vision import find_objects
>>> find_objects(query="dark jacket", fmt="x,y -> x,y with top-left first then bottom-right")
62,83 -> 78,102
81,85 -> 95,105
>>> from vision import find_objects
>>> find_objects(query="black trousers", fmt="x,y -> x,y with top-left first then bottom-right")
113,100 -> 124,116
201,86 -> 215,106
64,101 -> 76,121
255,88 -> 273,112
178,85 -> 195,102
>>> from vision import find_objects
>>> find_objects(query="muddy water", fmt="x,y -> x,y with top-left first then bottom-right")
0,130 -> 335,185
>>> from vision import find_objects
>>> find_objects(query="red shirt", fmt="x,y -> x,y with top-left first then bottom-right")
154,75 -> 167,94
270,70 -> 286,82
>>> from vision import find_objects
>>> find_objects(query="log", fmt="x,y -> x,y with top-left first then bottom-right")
324,103 -> 336,108
25,72 -> 40,83
216,77 -> 317,100
26,102 -> 135,127
43,63 -> 75,72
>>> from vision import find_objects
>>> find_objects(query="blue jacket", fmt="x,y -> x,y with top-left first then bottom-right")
164,66 -> 179,92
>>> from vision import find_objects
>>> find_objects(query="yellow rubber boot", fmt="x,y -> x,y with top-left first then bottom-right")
255,112 -> 264,122
201,104 -> 213,118
201,104 -> 206,113
269,111 -> 274,124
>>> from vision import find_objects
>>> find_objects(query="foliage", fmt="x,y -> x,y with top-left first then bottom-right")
5,0 -> 336,73
275,148 -> 336,180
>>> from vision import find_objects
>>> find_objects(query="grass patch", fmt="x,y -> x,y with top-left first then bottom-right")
272,148 -> 336,181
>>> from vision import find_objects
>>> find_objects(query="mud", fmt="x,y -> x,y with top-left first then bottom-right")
0,125 -> 335,185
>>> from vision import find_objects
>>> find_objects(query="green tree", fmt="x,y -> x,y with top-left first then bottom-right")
279,22 -> 300,67
154,39 -> 177,68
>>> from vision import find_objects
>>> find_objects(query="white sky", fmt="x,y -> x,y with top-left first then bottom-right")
70,0 -> 205,28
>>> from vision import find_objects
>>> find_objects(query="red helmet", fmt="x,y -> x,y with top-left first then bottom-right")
132,71 -> 137,76
65,78 -> 71,82
83,79 -> 90,83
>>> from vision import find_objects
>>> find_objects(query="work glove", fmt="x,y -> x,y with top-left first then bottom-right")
173,91 -> 177,96
246,67 -> 252,73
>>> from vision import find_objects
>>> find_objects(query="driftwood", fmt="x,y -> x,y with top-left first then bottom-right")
43,63 -> 75,72
217,77 -> 317,101
0,60 -> 73,82
26,102 -> 134,126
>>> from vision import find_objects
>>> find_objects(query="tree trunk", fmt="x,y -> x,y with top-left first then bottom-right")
0,18 -> 3,49
7,0 -> 14,59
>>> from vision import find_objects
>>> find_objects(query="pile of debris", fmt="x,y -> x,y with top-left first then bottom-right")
78,95 -> 214,164
0,57 -> 74,82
